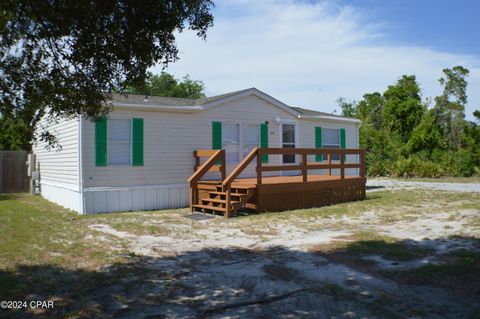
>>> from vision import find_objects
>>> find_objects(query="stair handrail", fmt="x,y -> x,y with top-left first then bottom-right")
222,147 -> 258,189
188,149 -> 225,186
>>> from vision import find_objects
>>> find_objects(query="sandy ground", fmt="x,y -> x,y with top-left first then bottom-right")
86,184 -> 480,318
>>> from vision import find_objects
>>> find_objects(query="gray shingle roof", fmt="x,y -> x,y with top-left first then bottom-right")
111,89 -> 355,120
111,88 -> 253,107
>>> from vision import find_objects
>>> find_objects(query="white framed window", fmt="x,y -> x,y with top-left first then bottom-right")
243,124 -> 259,158
108,119 -> 131,165
282,124 -> 296,163
222,123 -> 240,164
322,128 -> 340,161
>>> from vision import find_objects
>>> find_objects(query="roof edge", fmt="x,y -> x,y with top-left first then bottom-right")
298,114 -> 361,123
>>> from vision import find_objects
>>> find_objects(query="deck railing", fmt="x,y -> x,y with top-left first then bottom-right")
188,149 -> 225,210
255,148 -> 366,184
189,148 -> 366,216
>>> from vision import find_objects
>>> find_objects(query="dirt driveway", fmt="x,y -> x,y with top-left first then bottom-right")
1,185 -> 479,318
83,186 -> 480,319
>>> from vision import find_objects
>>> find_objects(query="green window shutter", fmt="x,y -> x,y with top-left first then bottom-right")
340,128 -> 346,148
340,128 -> 346,161
95,117 -> 107,166
315,126 -> 322,162
132,118 -> 144,166
212,121 -> 222,150
260,123 -> 269,163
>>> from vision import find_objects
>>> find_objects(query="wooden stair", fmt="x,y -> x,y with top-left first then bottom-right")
192,184 -> 255,217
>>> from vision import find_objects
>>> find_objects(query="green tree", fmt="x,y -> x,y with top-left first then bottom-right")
382,75 -> 426,142
434,66 -> 470,150
338,97 -> 357,118
407,109 -> 446,153
474,110 -> 480,122
127,72 -> 206,98
357,92 -> 385,130
0,0 -> 214,149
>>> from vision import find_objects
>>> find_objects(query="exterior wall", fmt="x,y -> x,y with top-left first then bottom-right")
298,118 -> 360,176
81,94 -> 297,188
83,184 -> 188,214
33,117 -> 83,213
40,182 -> 83,213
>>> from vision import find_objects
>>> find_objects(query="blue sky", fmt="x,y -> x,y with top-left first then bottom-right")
337,0 -> 480,55
156,0 -> 480,119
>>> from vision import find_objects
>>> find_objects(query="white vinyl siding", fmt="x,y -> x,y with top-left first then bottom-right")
108,119 -> 131,165
33,117 -> 80,188
82,94 -> 297,187
33,116 -> 82,212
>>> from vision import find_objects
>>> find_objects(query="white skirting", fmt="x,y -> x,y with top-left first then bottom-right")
82,184 -> 189,214
40,181 -> 83,213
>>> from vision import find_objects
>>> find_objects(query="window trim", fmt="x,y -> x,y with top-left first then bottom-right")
107,118 -> 132,166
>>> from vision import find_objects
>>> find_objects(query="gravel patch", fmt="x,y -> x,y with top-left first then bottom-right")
367,179 -> 480,192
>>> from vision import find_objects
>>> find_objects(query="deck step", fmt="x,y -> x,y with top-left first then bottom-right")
209,191 -> 247,197
192,204 -> 226,213
215,184 -> 254,190
201,198 -> 241,205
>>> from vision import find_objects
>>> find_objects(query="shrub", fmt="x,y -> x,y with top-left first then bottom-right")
447,149 -> 476,177
392,156 -> 444,178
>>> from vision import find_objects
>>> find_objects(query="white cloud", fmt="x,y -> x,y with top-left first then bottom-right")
153,0 -> 480,119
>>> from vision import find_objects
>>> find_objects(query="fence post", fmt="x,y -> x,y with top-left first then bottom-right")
327,153 -> 332,176
359,151 -> 365,177
302,153 -> 307,182
256,149 -> 262,185
340,150 -> 345,179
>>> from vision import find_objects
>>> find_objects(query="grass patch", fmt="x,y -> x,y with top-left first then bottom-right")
232,189 -> 480,228
312,231 -> 434,262
345,232 -> 434,261
394,249 -> 480,281
0,194 -> 126,270
384,249 -> 480,298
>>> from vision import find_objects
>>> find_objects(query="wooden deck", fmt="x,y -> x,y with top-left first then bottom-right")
188,148 -> 366,217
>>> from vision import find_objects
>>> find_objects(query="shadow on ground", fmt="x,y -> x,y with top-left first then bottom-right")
1,237 -> 480,318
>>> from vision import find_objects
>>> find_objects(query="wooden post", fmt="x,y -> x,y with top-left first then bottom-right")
340,151 -> 345,179
189,183 -> 194,211
302,153 -> 307,183
193,151 -> 200,172
327,153 -> 332,176
221,150 -> 226,181
225,188 -> 231,218
256,150 -> 262,185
